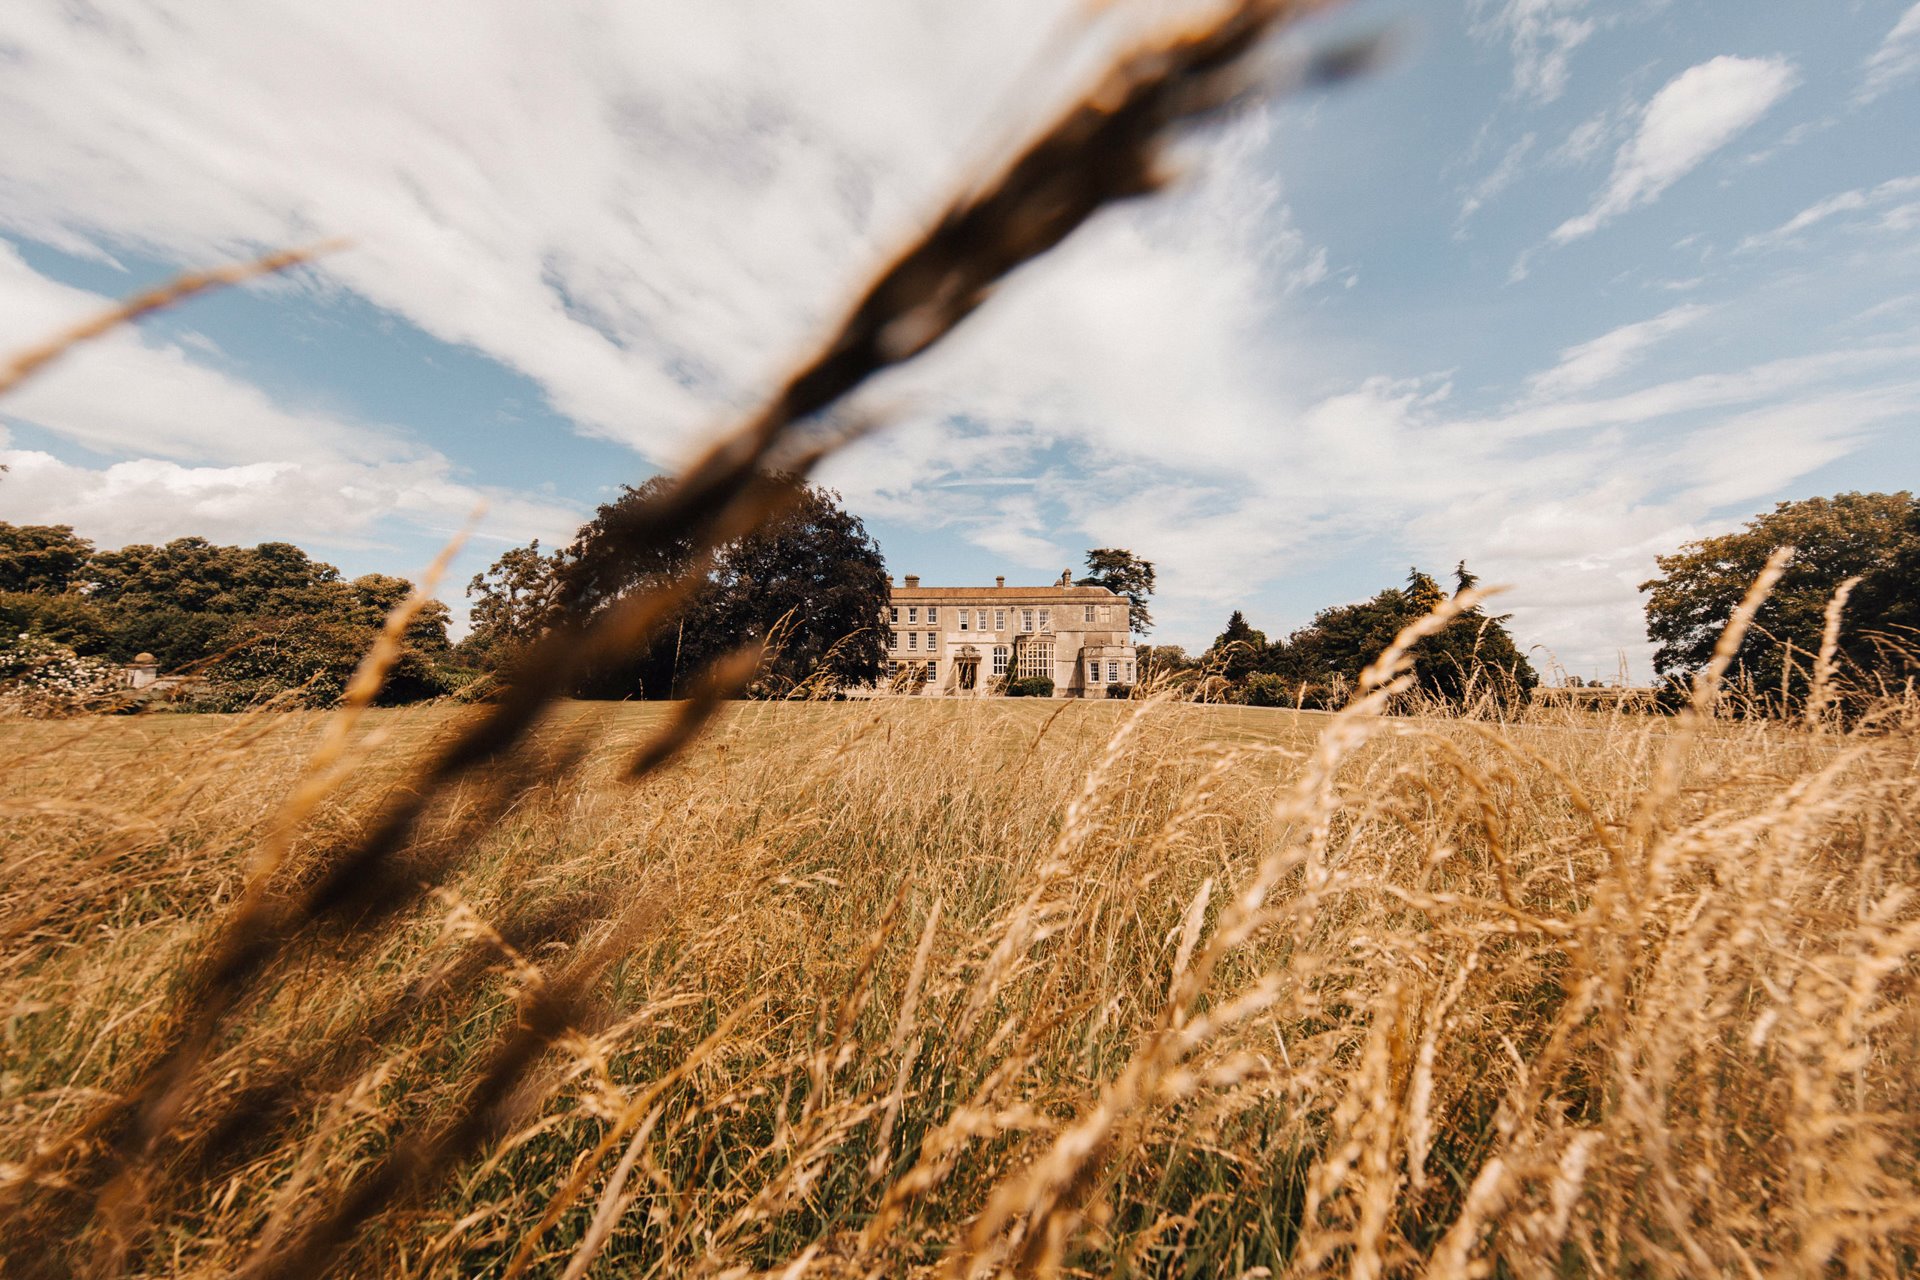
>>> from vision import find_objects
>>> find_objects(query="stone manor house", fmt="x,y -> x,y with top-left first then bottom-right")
885,572 -> 1137,697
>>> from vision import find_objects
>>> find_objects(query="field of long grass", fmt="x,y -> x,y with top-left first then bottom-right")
3,677 -> 1916,1278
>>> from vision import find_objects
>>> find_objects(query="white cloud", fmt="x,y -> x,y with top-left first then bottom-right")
1458,132 -> 1537,227
2,0 -> 1334,611
0,0 -> 1152,465
1737,174 -> 1920,251
1860,2 -> 1920,102
0,447 -> 579,555
1549,111 -> 1615,168
1470,0 -> 1597,103
0,246 -> 581,566
1526,303 -> 1711,398
1553,55 -> 1798,243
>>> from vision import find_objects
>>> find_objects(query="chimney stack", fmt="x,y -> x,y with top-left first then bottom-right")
904,574 -> 920,588
995,575 -> 1005,588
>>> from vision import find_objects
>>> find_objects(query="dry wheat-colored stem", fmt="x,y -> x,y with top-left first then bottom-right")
1807,575 -> 1862,733
0,241 -> 347,396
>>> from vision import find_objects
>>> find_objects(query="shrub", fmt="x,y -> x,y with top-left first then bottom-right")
1105,682 -> 1133,699
1007,676 -> 1055,698
187,618 -> 455,712
1241,673 -> 1291,707
0,632 -> 124,717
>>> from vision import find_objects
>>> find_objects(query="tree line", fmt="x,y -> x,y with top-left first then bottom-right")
0,525 -> 458,710
2,484 -> 1911,716
1140,563 -> 1540,708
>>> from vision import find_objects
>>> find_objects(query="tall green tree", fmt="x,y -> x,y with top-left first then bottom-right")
1641,491 -> 1919,706
685,483 -> 890,696
461,540 -> 568,670
468,475 -> 889,698
1078,548 -> 1156,635
1206,610 -> 1268,684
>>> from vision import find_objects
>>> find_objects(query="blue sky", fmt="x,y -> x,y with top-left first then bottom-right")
2,1 -> 1916,679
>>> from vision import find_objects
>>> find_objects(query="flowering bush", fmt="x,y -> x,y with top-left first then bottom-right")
0,632 -> 125,717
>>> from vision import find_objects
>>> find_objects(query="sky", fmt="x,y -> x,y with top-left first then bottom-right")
1,0 -> 1916,681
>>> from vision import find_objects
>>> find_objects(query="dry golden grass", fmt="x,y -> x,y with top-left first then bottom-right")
2,674 -> 1916,1277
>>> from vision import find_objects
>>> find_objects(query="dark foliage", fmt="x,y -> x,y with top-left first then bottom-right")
1207,610 -> 1269,685
1274,566 -> 1538,703
1207,565 -> 1538,707
1642,492 -> 1919,708
0,528 -> 455,705
1079,548 -> 1157,635
0,521 -> 93,593
466,476 -> 888,699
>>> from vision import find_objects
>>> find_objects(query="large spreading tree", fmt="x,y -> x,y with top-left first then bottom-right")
1641,491 -> 1919,708
1078,548 -> 1156,635
466,474 -> 888,698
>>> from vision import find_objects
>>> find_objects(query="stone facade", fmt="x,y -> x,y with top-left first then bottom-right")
885,572 -> 1138,698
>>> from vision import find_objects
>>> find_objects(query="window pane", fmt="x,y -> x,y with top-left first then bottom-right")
928,606 -> 938,623
889,606 -> 898,623
888,631 -> 898,650
1108,661 -> 1119,682
959,612 -> 968,630
1017,640 -> 1053,679
908,606 -> 918,622
992,645 -> 1008,675
1039,609 -> 1050,631
995,610 -> 1005,631
907,632 -> 917,649
1085,604 -> 1094,622
926,632 -> 935,649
